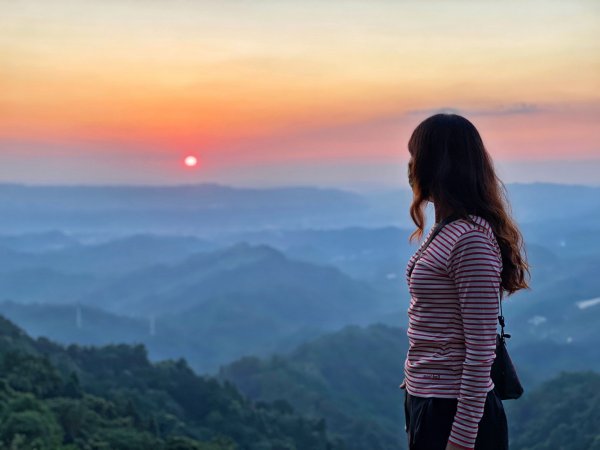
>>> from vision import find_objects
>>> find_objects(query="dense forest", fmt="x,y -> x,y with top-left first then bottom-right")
2,315 -> 599,449
509,371 -> 600,449
0,315 -> 344,450
218,323 -> 409,449
218,323 -> 600,450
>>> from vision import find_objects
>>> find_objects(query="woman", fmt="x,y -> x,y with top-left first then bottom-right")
399,113 -> 530,450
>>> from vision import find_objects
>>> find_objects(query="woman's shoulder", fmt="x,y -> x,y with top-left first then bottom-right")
440,215 -> 502,279
445,214 -> 494,236
445,214 -> 501,259
442,214 -> 498,248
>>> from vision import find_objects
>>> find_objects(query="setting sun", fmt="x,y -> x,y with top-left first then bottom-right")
184,155 -> 198,167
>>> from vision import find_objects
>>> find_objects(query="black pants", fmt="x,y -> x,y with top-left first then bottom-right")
402,386 -> 509,450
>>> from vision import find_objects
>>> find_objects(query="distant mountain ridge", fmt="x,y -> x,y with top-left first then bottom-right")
81,241 -> 384,319
0,242 -> 388,373
0,183 -> 372,234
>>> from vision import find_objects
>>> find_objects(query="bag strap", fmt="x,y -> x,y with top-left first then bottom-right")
498,287 -> 511,340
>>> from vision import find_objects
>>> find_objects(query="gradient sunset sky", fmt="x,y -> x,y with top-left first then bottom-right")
2,0 -> 599,189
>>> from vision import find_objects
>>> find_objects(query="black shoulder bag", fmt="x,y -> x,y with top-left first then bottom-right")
491,288 -> 524,400
407,215 -> 524,400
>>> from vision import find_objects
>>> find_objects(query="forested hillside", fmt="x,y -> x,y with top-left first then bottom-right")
2,314 -> 600,449
508,371 -> 600,450
0,316 -> 344,450
219,323 -> 407,450
218,323 -> 600,450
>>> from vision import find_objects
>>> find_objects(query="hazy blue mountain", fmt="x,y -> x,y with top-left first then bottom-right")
81,242 -> 386,319
0,301 -> 226,373
0,233 -> 214,276
2,181 -> 599,374
0,182 -> 372,235
509,338 -> 600,388
497,250 -> 600,348
0,301 -> 152,346
0,248 -> 390,375
40,233 -> 215,275
505,182 -> 600,223
1,181 -> 599,238
211,225 -> 415,285
0,234 -> 216,304
0,229 -> 79,253
0,268 -> 96,304
1,181 -> 598,293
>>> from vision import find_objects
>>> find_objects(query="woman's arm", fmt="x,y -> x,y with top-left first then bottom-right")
445,229 -> 502,450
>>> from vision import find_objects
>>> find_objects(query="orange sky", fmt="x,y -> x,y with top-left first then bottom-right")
1,0 -> 599,187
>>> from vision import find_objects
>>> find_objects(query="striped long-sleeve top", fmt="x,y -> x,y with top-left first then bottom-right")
399,214 -> 502,450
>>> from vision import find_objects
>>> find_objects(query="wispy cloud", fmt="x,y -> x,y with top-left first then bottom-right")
406,103 -> 542,117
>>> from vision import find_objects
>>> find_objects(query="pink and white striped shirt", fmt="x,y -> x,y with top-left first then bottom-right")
399,214 -> 502,450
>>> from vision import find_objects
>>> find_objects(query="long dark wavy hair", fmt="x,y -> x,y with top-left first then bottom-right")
406,113 -> 530,297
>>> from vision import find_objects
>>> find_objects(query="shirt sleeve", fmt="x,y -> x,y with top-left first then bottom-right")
445,229 -> 502,450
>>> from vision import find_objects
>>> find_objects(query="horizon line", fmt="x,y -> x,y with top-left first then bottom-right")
0,180 -> 598,191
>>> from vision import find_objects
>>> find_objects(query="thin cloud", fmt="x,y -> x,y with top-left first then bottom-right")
406,103 -> 542,117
